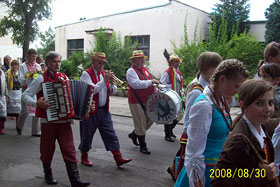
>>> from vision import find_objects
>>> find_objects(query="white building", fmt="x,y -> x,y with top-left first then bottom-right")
248,21 -> 266,42
55,0 -> 266,77
0,3 -> 22,64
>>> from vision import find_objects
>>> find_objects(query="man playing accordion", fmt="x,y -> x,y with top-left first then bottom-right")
22,51 -> 90,187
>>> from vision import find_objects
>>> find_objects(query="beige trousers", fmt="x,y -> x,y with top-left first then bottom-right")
129,103 -> 153,136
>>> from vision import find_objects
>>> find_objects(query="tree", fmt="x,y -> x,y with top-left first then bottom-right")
265,0 -> 280,43
173,13 -> 264,82
210,0 -> 250,40
0,0 -> 53,60
36,27 -> 55,58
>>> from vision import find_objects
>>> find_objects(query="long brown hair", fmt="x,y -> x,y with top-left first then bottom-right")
233,79 -> 274,127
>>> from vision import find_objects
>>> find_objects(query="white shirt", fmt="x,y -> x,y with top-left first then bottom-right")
183,76 -> 209,134
19,62 -> 41,88
80,68 -> 117,107
185,86 -> 230,187
126,66 -> 152,89
243,115 -> 266,149
160,69 -> 182,90
185,86 -> 215,187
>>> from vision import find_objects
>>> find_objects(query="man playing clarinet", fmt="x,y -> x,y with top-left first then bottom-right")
78,52 -> 132,167
22,51 -> 90,187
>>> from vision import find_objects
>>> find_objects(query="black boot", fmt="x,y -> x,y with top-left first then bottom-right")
43,163 -> 57,185
128,130 -> 139,146
170,120 -> 178,138
138,135 -> 151,154
65,162 -> 90,187
164,124 -> 174,142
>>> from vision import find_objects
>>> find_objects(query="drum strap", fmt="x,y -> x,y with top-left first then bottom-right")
130,87 -> 146,113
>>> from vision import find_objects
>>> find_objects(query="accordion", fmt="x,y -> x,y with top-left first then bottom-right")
42,79 -> 94,122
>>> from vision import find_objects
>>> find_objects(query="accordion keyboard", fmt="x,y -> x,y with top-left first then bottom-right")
42,81 -> 72,121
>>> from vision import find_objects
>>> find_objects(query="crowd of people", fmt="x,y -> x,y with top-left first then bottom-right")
0,41 -> 280,187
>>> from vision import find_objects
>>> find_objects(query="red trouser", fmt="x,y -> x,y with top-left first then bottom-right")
40,122 -> 78,163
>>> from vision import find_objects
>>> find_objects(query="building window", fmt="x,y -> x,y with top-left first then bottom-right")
67,39 -> 84,58
130,35 -> 150,60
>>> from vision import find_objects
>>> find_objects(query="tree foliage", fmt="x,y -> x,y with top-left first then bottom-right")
210,0 -> 250,40
36,27 -> 55,58
265,0 -> 280,44
89,28 -> 137,81
173,13 -> 264,84
223,33 -> 264,76
0,0 -> 53,60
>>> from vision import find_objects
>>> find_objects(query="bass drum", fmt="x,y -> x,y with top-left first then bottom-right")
146,89 -> 182,124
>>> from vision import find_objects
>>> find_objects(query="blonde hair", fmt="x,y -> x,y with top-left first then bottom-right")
11,59 -> 19,66
211,59 -> 249,88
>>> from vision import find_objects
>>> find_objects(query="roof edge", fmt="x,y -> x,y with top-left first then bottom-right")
55,3 -> 170,29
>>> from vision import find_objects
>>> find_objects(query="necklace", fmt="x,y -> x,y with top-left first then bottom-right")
209,87 -> 232,131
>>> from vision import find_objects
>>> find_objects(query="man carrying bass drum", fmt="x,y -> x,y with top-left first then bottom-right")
160,54 -> 184,142
126,50 -> 159,154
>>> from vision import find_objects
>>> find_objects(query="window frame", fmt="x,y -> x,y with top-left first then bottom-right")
129,35 -> 150,60
67,39 -> 84,58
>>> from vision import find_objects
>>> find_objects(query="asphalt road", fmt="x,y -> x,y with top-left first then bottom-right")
0,115 -> 181,187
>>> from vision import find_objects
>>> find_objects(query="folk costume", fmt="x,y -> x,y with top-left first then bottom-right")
170,75 -> 208,180
78,52 -> 132,167
160,55 -> 184,142
211,116 -> 275,187
126,50 -> 156,154
6,68 -> 21,117
22,69 -> 90,186
0,69 -> 7,134
17,60 -> 41,136
175,86 -> 232,187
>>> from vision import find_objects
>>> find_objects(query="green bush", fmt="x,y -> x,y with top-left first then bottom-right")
173,15 -> 206,85
224,33 -> 264,76
60,52 -> 90,78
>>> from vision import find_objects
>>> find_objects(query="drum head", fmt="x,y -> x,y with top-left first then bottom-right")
146,90 -> 181,124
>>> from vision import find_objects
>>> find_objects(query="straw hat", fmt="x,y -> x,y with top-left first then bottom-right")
129,50 -> 147,59
169,55 -> 182,63
90,52 -> 107,62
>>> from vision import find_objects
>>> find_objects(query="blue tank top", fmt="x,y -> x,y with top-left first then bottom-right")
193,94 -> 231,165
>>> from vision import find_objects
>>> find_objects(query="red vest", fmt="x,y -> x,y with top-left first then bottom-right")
85,67 -> 110,114
35,70 -> 68,118
165,66 -> 183,91
128,65 -> 156,104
